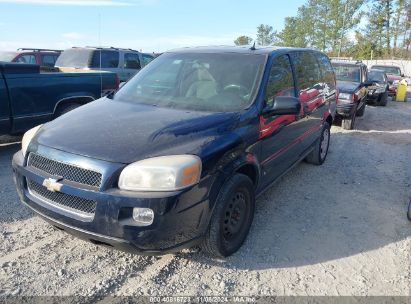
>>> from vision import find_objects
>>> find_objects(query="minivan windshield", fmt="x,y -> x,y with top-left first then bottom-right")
114,52 -> 266,112
332,64 -> 361,82
55,49 -> 92,68
371,65 -> 401,76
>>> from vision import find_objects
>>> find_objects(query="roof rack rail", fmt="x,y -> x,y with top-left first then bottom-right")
83,46 -> 140,52
17,48 -> 62,52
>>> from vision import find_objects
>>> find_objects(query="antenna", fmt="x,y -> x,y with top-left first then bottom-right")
250,42 -> 256,51
98,13 -> 103,98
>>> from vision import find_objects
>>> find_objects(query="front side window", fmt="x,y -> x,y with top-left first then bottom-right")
16,54 -> 36,64
264,55 -> 295,108
124,53 -> 141,69
91,50 -> 119,68
114,52 -> 266,112
332,64 -> 361,82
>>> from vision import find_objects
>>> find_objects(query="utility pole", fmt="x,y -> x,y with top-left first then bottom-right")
338,1 -> 348,58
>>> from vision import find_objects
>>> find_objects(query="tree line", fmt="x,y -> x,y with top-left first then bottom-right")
234,0 -> 411,59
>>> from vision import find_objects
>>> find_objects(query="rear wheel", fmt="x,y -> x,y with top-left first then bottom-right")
305,122 -> 330,165
201,174 -> 255,258
356,102 -> 366,117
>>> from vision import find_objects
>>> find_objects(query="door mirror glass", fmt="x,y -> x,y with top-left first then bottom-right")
265,96 -> 301,115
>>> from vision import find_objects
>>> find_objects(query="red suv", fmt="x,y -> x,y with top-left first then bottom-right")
0,48 -> 61,70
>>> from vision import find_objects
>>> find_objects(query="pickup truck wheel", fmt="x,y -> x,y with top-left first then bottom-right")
342,109 -> 356,130
56,103 -> 81,117
201,174 -> 255,258
305,122 -> 330,165
356,102 -> 366,117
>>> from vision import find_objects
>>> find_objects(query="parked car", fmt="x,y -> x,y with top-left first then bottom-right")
370,65 -> 404,96
366,69 -> 389,106
331,60 -> 368,130
0,48 -> 61,71
0,62 -> 119,135
55,47 -> 155,82
12,46 -> 336,257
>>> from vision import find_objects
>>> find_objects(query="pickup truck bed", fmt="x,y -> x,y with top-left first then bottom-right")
0,62 -> 118,135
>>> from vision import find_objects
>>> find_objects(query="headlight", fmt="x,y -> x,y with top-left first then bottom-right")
375,87 -> 386,93
21,125 -> 42,156
393,80 -> 399,85
339,93 -> 352,100
118,155 -> 202,191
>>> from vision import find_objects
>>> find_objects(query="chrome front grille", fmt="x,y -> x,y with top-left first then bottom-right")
28,179 -> 97,217
28,153 -> 102,188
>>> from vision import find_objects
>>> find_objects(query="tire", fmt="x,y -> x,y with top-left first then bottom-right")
201,174 -> 255,258
305,122 -> 330,165
356,102 -> 365,117
342,109 -> 356,130
379,91 -> 388,106
408,199 -> 411,221
56,103 -> 81,117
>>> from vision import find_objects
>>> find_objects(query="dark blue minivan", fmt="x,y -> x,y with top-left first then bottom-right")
13,46 -> 336,257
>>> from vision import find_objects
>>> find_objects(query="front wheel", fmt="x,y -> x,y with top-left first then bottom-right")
201,174 -> 255,258
305,122 -> 330,165
379,91 -> 388,106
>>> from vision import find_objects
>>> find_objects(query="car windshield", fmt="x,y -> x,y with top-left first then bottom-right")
368,70 -> 385,82
332,64 -> 361,82
371,66 -> 401,76
55,49 -> 92,68
0,52 -> 17,62
114,52 -> 266,112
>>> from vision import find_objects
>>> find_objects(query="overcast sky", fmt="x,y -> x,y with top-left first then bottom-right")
0,0 -> 307,53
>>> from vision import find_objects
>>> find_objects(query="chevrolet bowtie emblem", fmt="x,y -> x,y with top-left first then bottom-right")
42,178 -> 63,193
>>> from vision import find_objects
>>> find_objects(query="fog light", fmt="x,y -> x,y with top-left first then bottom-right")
132,208 -> 154,226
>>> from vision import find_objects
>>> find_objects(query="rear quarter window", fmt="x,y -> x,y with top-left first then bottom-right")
91,50 -> 120,68
291,52 -> 322,91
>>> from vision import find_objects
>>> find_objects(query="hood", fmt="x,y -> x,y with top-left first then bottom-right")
336,81 -> 360,93
36,98 -> 240,163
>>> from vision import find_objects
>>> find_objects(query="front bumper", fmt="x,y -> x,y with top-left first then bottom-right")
12,147 -> 216,254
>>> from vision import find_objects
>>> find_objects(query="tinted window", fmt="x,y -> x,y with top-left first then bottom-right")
368,70 -> 386,82
124,53 -> 141,69
42,55 -> 58,67
114,52 -> 266,112
142,54 -> 154,66
16,54 -> 36,64
264,55 -> 295,108
91,50 -> 119,68
332,64 -> 361,82
291,52 -> 321,91
315,53 -> 336,88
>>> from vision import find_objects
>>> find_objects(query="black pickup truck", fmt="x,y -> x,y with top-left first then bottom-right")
331,60 -> 368,130
0,62 -> 119,135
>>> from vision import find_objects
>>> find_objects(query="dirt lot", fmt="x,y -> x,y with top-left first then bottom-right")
0,94 -> 410,298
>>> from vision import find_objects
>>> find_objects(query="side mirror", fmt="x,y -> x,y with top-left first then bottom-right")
401,74 -> 405,77
264,96 -> 301,115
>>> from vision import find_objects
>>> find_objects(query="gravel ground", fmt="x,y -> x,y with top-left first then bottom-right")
0,93 -> 410,298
